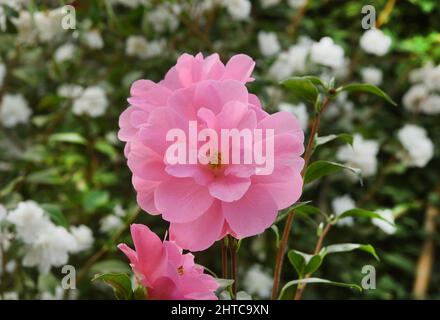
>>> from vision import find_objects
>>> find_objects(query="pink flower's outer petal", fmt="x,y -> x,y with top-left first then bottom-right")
118,224 -> 168,287
128,80 -> 171,108
155,178 -> 214,223
127,141 -> 167,181
222,185 -> 278,238
165,164 -> 214,186
257,111 -> 304,143
208,175 -> 251,202
170,201 -> 224,251
222,54 -> 255,83
117,244 -> 137,265
216,101 -> 256,130
132,176 -> 161,215
118,107 -> 138,142
148,276 -> 181,300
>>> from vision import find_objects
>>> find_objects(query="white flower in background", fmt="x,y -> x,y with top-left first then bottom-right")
224,0 -> 251,21
113,204 -> 126,217
22,225 -> 76,274
54,43 -> 76,63
41,286 -> 65,300
310,37 -> 345,69
325,91 -> 354,120
72,86 -> 108,117
372,209 -> 396,235
12,11 -> 37,44
402,84 -> 429,112
7,201 -> 52,243
331,195 -> 355,226
0,94 -> 32,128
0,62 -> 5,87
288,0 -> 307,8
70,225 -> 94,253
424,65 -> 440,90
148,4 -> 180,33
243,265 -> 273,298
57,84 -> 84,99
34,8 -> 65,43
361,67 -> 383,86
126,36 -> 166,59
83,30 -> 104,50
279,102 -> 309,131
360,28 -> 391,56
0,204 -> 6,220
251,236 -> 266,261
419,94 -> 440,114
409,61 -> 434,83
336,134 -> 379,177
100,215 -> 123,234
260,0 -> 281,8
258,31 -> 281,57
269,39 -> 311,80
105,131 -> 119,145
0,292 -> 18,300
397,124 -> 433,168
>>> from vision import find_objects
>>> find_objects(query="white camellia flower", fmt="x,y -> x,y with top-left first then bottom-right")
83,30 -> 104,50
279,102 -> 309,131
22,225 -> 76,274
336,134 -> 379,177
243,265 -> 273,298
360,28 -> 391,56
288,0 -> 307,8
100,215 -> 123,234
402,84 -> 429,112
260,0 -> 281,8
0,62 -> 5,87
0,94 -> 32,128
70,225 -> 94,253
34,8 -> 66,43
224,0 -> 251,21
258,31 -> 281,57
126,36 -> 166,59
331,194 -> 355,226
397,124 -> 433,168
12,11 -> 37,44
148,4 -> 180,33
7,201 -> 52,243
372,209 -> 396,235
54,43 -> 76,63
310,37 -> 345,69
419,95 -> 440,114
57,84 -> 84,99
361,67 -> 383,86
409,61 -> 434,83
269,39 -> 311,80
424,65 -> 440,90
72,86 -> 108,117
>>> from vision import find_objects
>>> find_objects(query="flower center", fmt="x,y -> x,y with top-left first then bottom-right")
209,151 -> 223,170
177,265 -> 184,276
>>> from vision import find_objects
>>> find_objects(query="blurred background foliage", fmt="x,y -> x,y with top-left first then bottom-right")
0,0 -> 439,299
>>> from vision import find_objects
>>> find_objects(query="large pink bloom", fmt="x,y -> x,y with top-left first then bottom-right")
119,53 -> 305,251
118,224 -> 218,300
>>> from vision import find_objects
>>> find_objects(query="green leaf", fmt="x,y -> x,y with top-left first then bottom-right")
27,168 -> 63,185
339,83 -> 397,106
133,285 -> 148,300
288,250 -> 307,278
321,243 -> 380,261
295,204 -> 322,217
338,208 -> 394,225
49,133 -> 87,145
304,255 -> 323,275
304,160 -> 362,185
92,273 -> 133,300
83,190 -> 110,213
40,204 -> 68,228
215,278 -> 235,293
90,260 -> 132,275
314,133 -> 353,149
281,77 -> 319,104
278,278 -> 362,299
0,177 -> 23,198
275,201 -> 312,223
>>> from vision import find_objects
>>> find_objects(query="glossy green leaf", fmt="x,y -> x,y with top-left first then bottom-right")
92,273 -> 133,300
338,208 -> 394,225
339,83 -> 397,106
314,133 -> 353,149
281,77 -> 319,104
49,133 -> 87,145
304,161 -> 362,185
321,243 -> 380,261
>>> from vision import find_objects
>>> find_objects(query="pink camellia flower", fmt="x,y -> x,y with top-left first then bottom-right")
118,224 -> 218,300
119,53 -> 305,251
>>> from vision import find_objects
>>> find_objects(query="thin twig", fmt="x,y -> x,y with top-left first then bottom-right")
228,235 -> 238,299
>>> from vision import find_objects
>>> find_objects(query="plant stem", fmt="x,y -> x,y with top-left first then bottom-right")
271,96 -> 331,300
294,223 -> 332,300
221,238 -> 229,279
228,236 -> 238,299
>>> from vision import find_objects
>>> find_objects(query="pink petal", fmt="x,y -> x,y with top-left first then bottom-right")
222,185 -> 278,238
223,54 -> 255,83
127,141 -> 167,181
208,175 -> 251,202
170,201 -> 224,251
132,176 -> 161,214
257,111 -> 304,143
155,178 -> 214,223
